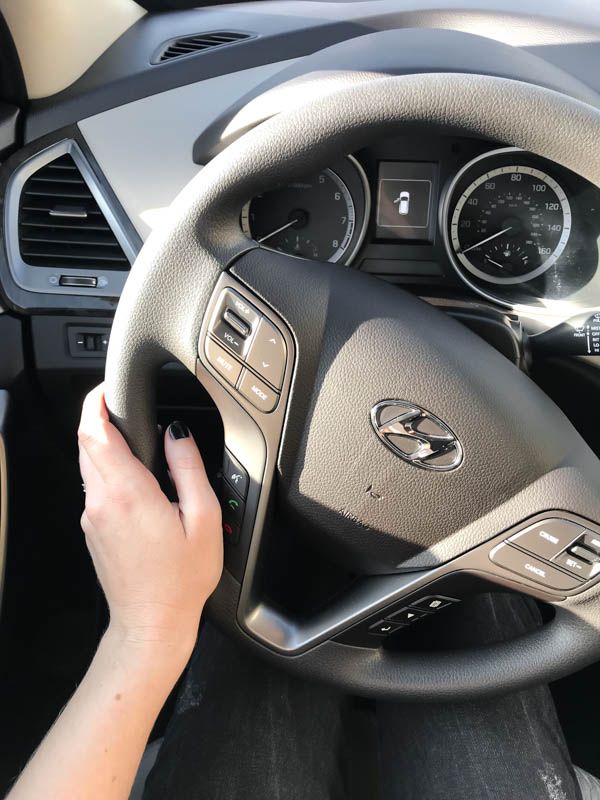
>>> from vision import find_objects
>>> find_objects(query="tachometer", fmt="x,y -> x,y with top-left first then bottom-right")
241,156 -> 369,265
447,156 -> 571,286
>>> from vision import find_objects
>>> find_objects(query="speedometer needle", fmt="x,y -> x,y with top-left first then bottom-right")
460,226 -> 513,254
258,218 -> 299,244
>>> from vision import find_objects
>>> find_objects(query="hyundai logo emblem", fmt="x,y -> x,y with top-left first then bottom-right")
371,400 -> 463,471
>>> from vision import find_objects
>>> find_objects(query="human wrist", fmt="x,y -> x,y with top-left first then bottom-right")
101,620 -> 198,682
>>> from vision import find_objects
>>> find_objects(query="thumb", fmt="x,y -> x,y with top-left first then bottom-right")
164,421 -> 215,532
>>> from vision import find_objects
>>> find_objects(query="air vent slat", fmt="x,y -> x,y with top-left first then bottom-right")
30,175 -> 87,185
155,31 -> 252,63
21,220 -> 110,232
23,187 -> 95,200
21,232 -> 124,247
18,152 -> 130,272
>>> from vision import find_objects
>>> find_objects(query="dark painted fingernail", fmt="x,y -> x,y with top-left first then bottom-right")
169,421 -> 190,440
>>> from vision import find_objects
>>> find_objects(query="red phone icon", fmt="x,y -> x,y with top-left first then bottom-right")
223,523 -> 234,537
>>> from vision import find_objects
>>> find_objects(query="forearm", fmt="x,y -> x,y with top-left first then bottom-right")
7,625 -> 194,800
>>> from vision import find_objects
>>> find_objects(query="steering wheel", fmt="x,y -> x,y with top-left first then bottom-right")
104,72 -> 600,701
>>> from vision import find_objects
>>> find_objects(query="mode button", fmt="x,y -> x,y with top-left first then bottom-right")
238,370 -> 279,413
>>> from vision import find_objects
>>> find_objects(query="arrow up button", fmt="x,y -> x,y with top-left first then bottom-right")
246,316 -> 287,389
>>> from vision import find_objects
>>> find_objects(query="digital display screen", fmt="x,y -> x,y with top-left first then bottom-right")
376,162 -> 438,242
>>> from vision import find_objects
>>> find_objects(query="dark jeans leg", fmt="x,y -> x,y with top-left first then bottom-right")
143,622 -> 373,800
377,593 -> 583,800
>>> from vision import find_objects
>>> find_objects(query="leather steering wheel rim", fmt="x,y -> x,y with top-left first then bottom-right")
105,72 -> 600,700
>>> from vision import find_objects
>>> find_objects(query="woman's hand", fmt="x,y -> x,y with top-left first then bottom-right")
78,384 -> 223,667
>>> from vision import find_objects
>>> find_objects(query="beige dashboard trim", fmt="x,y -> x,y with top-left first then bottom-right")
0,0 -> 146,99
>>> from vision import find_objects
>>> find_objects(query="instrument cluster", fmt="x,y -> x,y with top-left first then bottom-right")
240,143 -> 600,316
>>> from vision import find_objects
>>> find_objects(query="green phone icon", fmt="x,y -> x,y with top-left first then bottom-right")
228,498 -> 239,511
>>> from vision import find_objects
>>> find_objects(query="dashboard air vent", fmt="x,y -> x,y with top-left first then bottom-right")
18,153 -> 130,271
155,31 -> 252,63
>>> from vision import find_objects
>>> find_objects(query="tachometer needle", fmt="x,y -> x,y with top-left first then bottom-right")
258,218 -> 299,244
484,255 -> 505,270
460,226 -> 513,254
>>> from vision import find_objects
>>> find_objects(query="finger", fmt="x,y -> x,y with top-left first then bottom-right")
164,421 -> 214,530
78,384 -> 144,482
79,442 -> 102,492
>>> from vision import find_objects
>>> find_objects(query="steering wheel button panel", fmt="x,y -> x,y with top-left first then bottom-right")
489,543 -> 582,591
508,518 -> 584,560
238,369 -> 279,413
246,317 -> 287,389
205,339 -> 243,386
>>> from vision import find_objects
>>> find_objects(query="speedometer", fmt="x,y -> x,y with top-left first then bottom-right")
241,156 -> 370,265
447,154 -> 571,286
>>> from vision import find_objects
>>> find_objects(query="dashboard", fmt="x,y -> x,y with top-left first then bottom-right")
2,0 -> 600,365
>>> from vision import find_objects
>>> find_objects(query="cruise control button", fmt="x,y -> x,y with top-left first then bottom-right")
246,317 -> 287,389
568,544 -> 600,563
238,370 -> 279,413
205,338 -> 242,386
581,532 -> 600,556
368,620 -> 403,636
554,551 -> 600,580
509,518 -> 583,560
489,543 -> 581,591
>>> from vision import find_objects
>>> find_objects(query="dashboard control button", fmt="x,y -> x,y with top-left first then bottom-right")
221,483 -> 245,545
368,620 -> 403,636
386,607 -> 427,624
411,595 -> 459,612
581,532 -> 600,556
246,317 -> 287,389
554,551 -> 600,580
509,518 -> 583,560
223,450 -> 249,499
489,543 -> 581,591
59,275 -> 98,288
223,309 -> 251,338
238,370 -> 279,413
205,338 -> 242,386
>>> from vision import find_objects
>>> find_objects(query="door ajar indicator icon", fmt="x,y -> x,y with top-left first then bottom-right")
394,190 -> 411,215
370,400 -> 463,471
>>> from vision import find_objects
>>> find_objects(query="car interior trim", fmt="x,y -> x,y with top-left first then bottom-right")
4,138 -> 138,297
